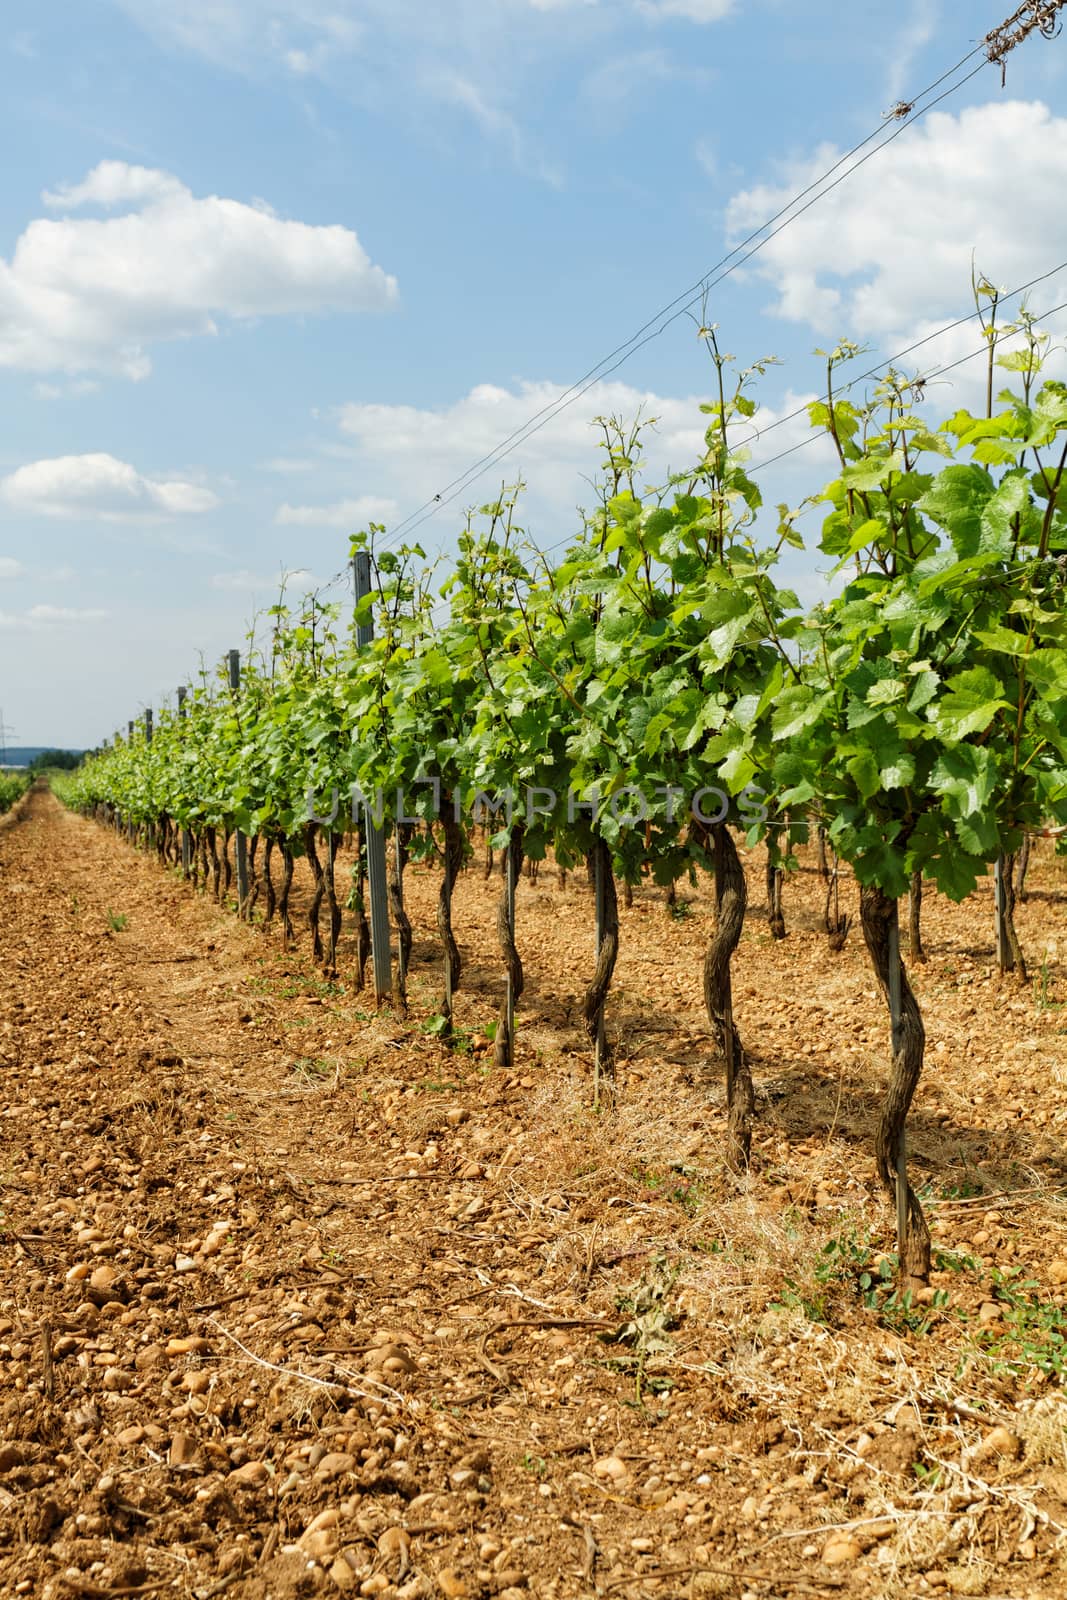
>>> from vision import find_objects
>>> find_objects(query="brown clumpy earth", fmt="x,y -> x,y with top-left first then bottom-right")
2,786 -> 1067,1600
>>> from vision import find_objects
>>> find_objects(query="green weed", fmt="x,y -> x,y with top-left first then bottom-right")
974,1266 -> 1067,1382
630,1161 -> 703,1214
290,1057 -> 338,1084
773,1227 -> 950,1334
1033,959 -> 1064,1012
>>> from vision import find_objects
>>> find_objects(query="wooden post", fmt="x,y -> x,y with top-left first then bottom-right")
887,902 -> 908,1265
227,651 -> 250,914
177,687 -> 192,876
353,553 -> 393,1003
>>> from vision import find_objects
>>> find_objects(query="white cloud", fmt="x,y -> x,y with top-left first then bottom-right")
338,379 -> 701,476
43,162 -> 185,210
0,605 -> 107,630
331,376 -> 830,539
275,494 -> 399,526
0,453 -> 220,520
29,605 -> 108,623
210,567 -> 320,591
0,558 -> 79,584
1,161 -> 398,379
725,101 -> 1067,347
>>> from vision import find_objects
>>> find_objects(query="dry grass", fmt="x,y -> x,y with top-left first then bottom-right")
1021,1396 -> 1067,1469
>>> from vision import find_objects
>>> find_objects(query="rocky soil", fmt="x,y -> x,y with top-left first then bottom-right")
2,785 -> 1067,1599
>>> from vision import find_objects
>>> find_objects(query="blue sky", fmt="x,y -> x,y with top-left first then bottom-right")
2,0 -> 1066,746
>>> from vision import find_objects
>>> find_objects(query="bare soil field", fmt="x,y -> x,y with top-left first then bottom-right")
2,786 -> 1067,1600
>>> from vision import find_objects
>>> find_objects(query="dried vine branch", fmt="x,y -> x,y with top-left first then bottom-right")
986,0 -> 1065,65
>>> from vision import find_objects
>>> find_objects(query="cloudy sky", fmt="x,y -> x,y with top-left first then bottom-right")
2,0 -> 1066,746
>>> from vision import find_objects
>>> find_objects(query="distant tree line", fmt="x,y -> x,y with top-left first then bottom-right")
28,750 -> 83,773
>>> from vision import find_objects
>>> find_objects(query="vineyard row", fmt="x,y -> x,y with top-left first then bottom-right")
55,324 -> 1067,1285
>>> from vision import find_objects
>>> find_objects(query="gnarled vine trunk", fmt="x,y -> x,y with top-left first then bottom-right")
279,839 -> 295,948
765,859 -> 786,939
494,823 -> 525,1070
222,829 -> 233,899
993,853 -> 1028,982
352,827 -> 371,991
437,800 -> 465,1035
262,836 -> 276,924
908,870 -> 925,963
824,848 -> 851,952
388,827 -> 412,1011
1003,854 -> 1028,984
304,823 -> 325,965
583,836 -> 619,1108
206,827 -> 221,901
1015,835 -> 1031,904
859,883 -> 931,1284
704,824 -> 752,1171
322,830 -> 341,975
244,834 -> 259,922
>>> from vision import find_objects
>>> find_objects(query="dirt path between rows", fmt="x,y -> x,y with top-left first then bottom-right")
3,787 -> 1067,1600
